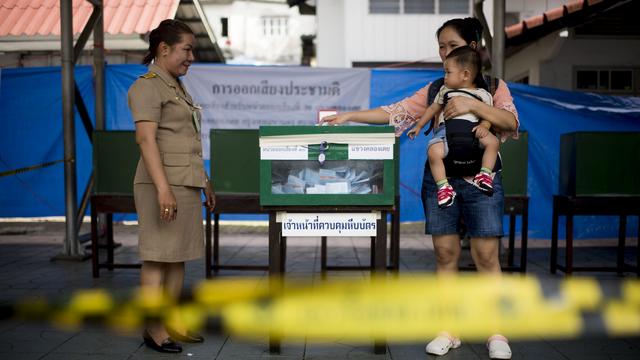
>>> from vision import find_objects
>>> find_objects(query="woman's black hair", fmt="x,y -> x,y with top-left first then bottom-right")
445,46 -> 485,88
438,17 -> 489,89
436,17 -> 483,47
142,19 -> 195,65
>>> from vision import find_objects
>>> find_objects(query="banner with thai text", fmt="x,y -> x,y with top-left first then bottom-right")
183,66 -> 370,159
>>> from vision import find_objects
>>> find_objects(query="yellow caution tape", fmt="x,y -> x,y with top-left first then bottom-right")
6,275 -> 639,341
194,277 -> 271,308
13,297 -> 49,320
604,280 -> 640,336
107,304 -> 143,332
166,304 -> 207,334
603,300 -> 640,336
68,289 -> 114,316
561,278 -> 603,311
622,280 -> 640,306
131,286 -> 174,314
222,275 -> 582,341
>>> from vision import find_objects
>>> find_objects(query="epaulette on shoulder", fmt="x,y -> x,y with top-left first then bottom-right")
140,72 -> 157,79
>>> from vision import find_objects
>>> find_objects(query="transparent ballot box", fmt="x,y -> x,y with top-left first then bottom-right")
259,126 -> 397,206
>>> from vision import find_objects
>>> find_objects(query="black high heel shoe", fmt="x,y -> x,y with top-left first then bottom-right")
167,327 -> 205,343
142,329 -> 182,353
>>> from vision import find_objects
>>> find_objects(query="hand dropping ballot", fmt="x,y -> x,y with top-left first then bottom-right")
317,109 -> 337,126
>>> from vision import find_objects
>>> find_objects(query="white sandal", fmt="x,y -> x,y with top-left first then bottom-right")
425,332 -> 461,356
487,334 -> 512,359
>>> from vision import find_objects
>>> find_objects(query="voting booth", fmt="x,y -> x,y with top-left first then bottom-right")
259,126 -> 396,206
551,132 -> 640,275
205,129 -> 266,276
259,125 -> 397,354
90,131 -> 140,277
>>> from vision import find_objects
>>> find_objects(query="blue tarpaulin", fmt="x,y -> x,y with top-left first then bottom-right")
1,64 -> 639,239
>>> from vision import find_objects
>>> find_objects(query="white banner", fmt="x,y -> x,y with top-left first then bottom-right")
183,66 -> 371,159
278,212 -> 379,237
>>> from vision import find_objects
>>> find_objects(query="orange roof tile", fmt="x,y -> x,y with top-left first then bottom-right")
506,1 -> 590,39
524,14 -> 545,29
0,0 -> 179,37
544,7 -> 565,22
565,0 -> 585,13
504,23 -> 521,39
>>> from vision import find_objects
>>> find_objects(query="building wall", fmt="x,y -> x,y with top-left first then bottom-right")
316,0 -> 344,67
505,0 -> 566,23
506,30 -> 640,94
0,36 -> 148,68
203,1 -> 316,65
317,0 -> 483,68
505,30 -> 565,85
0,51 -> 143,68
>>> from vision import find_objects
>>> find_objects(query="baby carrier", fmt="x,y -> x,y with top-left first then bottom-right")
425,76 -> 502,177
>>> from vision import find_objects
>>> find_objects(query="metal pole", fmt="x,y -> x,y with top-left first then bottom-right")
92,2 -> 108,246
492,0 -> 505,79
473,0 -> 492,54
60,0 -> 80,257
94,1 -> 105,131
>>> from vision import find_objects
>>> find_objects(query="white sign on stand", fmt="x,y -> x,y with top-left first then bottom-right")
278,212 -> 379,237
348,144 -> 393,159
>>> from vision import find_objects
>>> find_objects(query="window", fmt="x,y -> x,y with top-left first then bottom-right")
505,12 -> 520,27
439,0 -> 469,14
405,0 -> 434,14
221,18 -> 228,37
369,0 -> 399,14
261,16 -> 289,37
369,0 -> 469,14
576,70 -> 598,90
611,70 -> 633,92
575,68 -> 636,94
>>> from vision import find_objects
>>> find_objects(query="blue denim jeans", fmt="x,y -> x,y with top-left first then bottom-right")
421,159 -> 504,237
427,125 -> 448,155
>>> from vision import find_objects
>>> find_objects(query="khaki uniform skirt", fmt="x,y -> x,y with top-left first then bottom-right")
134,184 -> 204,262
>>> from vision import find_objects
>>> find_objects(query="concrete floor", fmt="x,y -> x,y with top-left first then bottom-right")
0,221 -> 638,359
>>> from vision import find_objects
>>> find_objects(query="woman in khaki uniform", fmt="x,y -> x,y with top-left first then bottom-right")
128,19 -> 215,353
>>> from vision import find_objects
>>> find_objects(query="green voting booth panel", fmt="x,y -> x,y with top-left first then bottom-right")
560,132 -> 640,196
500,132 -> 528,196
259,126 -> 397,206
210,129 -> 260,194
93,131 -> 139,195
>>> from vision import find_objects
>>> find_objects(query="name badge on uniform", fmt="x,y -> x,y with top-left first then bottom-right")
192,110 -> 201,133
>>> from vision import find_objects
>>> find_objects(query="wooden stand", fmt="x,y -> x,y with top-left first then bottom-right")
550,195 -> 639,276
265,205 -> 392,355
90,195 -> 140,278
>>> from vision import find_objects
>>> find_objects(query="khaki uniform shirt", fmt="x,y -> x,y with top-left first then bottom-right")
128,64 -> 206,188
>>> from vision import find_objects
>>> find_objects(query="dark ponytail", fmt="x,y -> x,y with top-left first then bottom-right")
142,19 -> 195,65
436,17 -> 483,47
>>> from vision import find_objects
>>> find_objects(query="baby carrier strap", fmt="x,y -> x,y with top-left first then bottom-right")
424,77 -> 497,135
442,89 -> 483,106
424,78 -> 445,135
424,75 -> 502,176
426,75 -> 498,112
